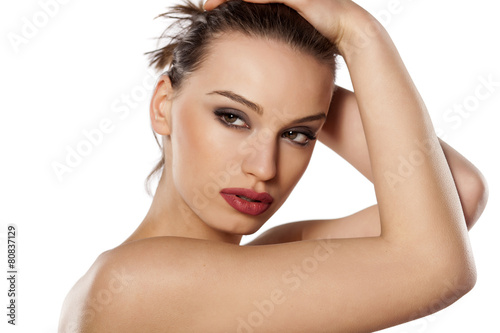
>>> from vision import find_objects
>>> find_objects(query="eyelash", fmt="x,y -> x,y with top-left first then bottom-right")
214,109 -> 249,130
213,109 -> 317,147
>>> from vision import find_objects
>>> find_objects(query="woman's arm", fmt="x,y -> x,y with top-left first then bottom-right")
246,87 -> 488,245
331,4 -> 473,260
63,1 -> 477,332
320,86 -> 488,229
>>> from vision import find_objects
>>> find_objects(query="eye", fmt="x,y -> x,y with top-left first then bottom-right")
222,114 -> 245,126
214,109 -> 250,129
282,130 -> 316,146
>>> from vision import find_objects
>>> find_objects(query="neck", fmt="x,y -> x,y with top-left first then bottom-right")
124,170 -> 242,245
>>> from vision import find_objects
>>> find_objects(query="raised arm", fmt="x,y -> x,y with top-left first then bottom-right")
321,86 -> 488,229
61,1 -> 478,332
247,86 -> 488,245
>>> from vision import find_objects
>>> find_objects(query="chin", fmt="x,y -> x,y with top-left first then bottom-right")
211,217 -> 267,236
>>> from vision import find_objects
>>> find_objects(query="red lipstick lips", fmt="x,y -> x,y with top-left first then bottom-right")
220,188 -> 273,216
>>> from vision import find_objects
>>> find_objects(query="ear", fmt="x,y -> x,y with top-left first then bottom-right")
150,74 -> 174,136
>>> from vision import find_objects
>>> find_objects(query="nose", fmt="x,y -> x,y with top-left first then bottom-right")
240,131 -> 278,182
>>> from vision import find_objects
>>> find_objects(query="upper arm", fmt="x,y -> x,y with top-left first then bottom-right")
69,236 -> 473,333
321,86 -> 487,228
245,205 -> 381,245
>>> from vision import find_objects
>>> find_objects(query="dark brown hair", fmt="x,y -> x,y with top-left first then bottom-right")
144,0 -> 338,195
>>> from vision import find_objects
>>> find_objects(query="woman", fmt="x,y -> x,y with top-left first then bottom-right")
59,0 -> 488,331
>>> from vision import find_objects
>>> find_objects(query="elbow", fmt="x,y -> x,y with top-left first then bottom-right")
416,230 -> 477,314
449,262 -> 477,309
414,264 -> 475,322
461,167 -> 489,229
452,257 -> 477,298
432,248 -> 477,310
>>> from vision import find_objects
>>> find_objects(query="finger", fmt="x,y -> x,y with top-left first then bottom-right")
204,0 -> 227,11
204,0 -> 288,11
241,0 -> 288,4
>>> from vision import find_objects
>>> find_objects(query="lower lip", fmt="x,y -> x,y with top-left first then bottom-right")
220,193 -> 271,216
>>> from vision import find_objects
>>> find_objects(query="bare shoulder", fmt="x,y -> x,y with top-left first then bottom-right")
58,247 -> 134,333
58,237 -> 249,332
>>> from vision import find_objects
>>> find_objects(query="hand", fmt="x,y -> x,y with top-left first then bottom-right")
204,0 -> 373,52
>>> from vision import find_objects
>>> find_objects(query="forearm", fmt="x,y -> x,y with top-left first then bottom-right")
320,86 -> 488,229
338,12 -> 472,265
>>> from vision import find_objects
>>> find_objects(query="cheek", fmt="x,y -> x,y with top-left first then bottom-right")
277,144 -> 314,192
171,108 -> 213,180
170,107 -> 237,198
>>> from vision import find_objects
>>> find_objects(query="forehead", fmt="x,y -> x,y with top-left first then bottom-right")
184,32 -> 335,116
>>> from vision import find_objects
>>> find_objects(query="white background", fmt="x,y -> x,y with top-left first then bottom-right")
1,0 -> 498,332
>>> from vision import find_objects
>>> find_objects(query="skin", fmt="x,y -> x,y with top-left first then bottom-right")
58,0 -> 488,332
126,33 -> 336,245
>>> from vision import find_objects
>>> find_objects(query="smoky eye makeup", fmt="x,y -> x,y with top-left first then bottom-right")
213,108 -> 251,129
282,126 -> 318,146
288,126 -> 317,139
213,107 -> 319,146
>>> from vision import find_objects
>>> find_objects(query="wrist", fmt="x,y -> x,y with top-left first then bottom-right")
336,10 -> 386,59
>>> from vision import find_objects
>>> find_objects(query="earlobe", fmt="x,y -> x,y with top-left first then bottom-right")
150,74 -> 174,136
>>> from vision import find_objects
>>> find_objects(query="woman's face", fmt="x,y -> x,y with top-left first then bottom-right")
161,32 -> 335,236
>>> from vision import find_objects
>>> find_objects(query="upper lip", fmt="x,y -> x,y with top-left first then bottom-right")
220,188 -> 274,204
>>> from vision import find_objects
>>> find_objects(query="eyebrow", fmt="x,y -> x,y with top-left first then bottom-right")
293,113 -> 327,124
207,90 -> 264,115
207,90 -> 327,124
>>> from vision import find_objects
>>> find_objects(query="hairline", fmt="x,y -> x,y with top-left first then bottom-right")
171,30 -> 335,95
